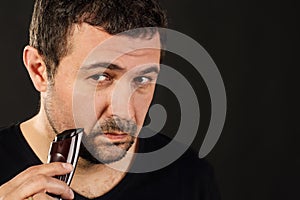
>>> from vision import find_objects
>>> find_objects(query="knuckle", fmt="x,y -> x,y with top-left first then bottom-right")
33,174 -> 49,185
47,162 -> 63,171
63,185 -> 70,193
58,181 -> 68,191
25,165 -> 38,174
33,192 -> 51,200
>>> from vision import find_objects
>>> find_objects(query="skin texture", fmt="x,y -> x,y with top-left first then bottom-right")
0,162 -> 75,199
0,23 -> 161,199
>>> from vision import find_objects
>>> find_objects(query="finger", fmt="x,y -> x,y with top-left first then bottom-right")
32,192 -> 57,200
15,175 -> 74,200
25,162 -> 73,177
8,162 -> 73,188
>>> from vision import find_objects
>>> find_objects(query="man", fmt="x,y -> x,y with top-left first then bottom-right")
0,0 -> 220,199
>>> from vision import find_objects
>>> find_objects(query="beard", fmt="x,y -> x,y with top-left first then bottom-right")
79,116 -> 137,164
44,85 -> 138,165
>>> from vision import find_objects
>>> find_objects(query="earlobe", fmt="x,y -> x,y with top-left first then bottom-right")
23,46 -> 48,92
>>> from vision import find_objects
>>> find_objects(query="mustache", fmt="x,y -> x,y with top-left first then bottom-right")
91,117 -> 138,136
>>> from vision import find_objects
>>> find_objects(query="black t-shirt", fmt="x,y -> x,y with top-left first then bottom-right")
0,124 -> 221,200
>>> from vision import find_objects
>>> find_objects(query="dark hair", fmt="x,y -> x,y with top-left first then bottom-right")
29,0 -> 167,80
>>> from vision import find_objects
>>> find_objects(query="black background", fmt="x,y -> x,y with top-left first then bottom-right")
0,1 -> 299,200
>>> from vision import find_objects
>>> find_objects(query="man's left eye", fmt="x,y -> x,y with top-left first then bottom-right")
133,76 -> 153,86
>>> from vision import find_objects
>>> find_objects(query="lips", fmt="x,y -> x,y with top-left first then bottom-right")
103,132 -> 129,140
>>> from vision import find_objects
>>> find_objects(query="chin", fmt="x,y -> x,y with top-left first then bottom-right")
79,140 -> 134,164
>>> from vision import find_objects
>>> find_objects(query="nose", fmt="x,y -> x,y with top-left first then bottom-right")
104,80 -> 135,120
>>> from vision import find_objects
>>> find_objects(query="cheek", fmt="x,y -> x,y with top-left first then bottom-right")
72,85 -> 107,132
44,86 -> 76,131
132,89 -> 155,126
54,86 -> 73,113
49,74 -> 77,128
73,91 -> 97,131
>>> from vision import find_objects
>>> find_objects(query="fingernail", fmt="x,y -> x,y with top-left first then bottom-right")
68,188 -> 74,199
62,163 -> 73,171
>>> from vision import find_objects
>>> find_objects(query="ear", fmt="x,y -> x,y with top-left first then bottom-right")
23,46 -> 48,92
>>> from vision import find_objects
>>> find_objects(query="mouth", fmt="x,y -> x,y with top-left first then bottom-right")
102,132 -> 130,141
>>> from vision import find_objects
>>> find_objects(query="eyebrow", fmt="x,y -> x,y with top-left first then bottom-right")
139,66 -> 159,75
81,62 -> 124,71
81,62 -> 159,74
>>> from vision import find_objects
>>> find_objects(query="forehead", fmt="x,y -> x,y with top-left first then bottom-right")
70,24 -> 161,68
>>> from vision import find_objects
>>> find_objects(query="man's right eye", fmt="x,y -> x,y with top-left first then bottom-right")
88,73 -> 112,84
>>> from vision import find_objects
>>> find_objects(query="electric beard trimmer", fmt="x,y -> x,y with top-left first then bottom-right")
47,128 -> 83,199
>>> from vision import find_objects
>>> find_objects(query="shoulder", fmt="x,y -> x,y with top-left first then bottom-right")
0,123 -> 19,138
0,123 -> 23,154
137,130 -> 221,199
0,123 -> 21,152
139,129 -> 216,176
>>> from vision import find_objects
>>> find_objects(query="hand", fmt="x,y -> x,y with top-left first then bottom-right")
0,162 -> 74,200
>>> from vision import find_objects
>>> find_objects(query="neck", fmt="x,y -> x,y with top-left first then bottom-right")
71,139 -> 138,198
21,110 -> 139,198
20,110 -> 56,163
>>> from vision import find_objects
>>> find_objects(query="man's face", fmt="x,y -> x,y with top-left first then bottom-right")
43,24 -> 161,164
